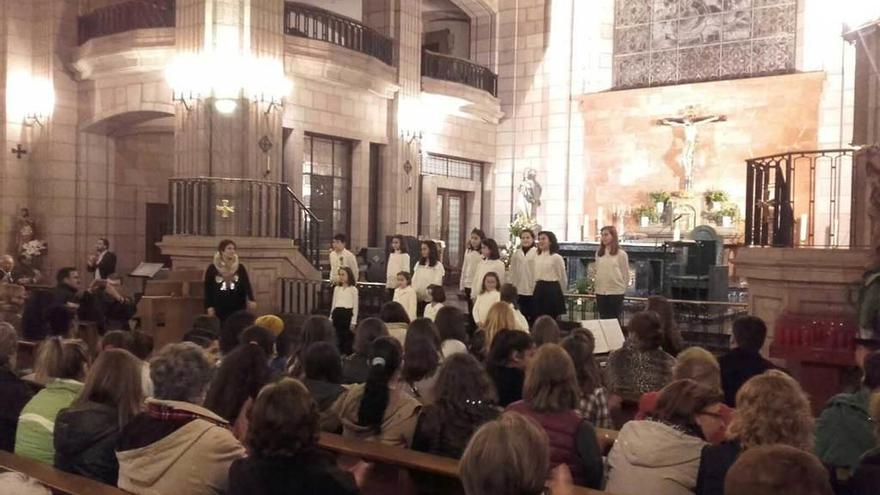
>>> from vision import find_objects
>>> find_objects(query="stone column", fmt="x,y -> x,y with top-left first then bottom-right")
849,21 -> 880,147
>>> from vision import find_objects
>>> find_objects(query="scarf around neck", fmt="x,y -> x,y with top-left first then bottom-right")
213,252 -> 240,281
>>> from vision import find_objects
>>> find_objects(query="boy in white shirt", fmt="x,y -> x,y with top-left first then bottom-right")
330,233 -> 359,285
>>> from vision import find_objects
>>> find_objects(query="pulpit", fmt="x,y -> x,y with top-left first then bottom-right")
135,269 -> 205,352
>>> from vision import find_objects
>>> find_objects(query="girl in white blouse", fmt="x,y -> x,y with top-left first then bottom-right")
473,272 -> 502,327
532,230 -> 567,319
595,225 -> 629,322
470,238 -> 506,300
392,271 -> 418,321
460,229 -> 485,316
412,240 -> 445,317
331,266 -> 358,354
386,235 -> 411,297
508,229 -> 537,323
423,284 -> 445,321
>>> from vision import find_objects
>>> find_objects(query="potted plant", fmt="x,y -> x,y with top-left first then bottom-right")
632,205 -> 659,227
710,204 -> 739,226
648,191 -> 670,216
704,190 -> 729,211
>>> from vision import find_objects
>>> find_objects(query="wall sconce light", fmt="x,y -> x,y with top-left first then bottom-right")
7,72 -> 55,127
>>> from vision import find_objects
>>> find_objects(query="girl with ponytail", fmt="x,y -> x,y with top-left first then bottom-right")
332,336 -> 421,447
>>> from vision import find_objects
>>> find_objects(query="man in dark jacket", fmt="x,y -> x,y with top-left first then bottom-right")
52,267 -> 81,308
719,316 -> 778,406
86,238 -> 117,281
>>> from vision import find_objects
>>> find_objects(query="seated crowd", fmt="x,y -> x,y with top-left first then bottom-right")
0,272 -> 879,495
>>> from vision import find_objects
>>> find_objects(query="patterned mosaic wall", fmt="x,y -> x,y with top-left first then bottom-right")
613,0 -> 797,89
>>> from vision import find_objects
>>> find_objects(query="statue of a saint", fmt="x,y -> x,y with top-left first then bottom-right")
516,168 -> 542,221
657,106 -> 726,191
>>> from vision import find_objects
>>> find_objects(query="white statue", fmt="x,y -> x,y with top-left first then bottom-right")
657,106 -> 726,191
516,168 -> 542,221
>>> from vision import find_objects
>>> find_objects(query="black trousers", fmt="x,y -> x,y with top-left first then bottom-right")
596,294 -> 625,322
417,300 -> 428,318
332,307 -> 354,355
518,295 -> 535,325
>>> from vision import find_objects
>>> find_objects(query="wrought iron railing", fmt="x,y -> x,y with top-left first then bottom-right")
744,148 -> 864,248
422,49 -> 498,97
279,279 -> 386,316
168,177 -> 321,267
284,2 -> 393,66
565,294 -> 748,353
78,0 -> 175,45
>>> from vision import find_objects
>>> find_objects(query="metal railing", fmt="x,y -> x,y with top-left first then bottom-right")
78,0 -> 175,45
284,2 -> 393,66
565,294 -> 748,353
422,49 -> 498,97
279,278 -> 387,316
744,148 -> 863,248
169,177 -> 321,267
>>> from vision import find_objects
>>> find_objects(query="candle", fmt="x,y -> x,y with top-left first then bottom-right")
583,214 -> 590,240
597,207 -> 604,228
799,213 -> 808,243
673,224 -> 681,242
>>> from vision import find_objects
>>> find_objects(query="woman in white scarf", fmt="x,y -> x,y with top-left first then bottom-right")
204,239 -> 256,321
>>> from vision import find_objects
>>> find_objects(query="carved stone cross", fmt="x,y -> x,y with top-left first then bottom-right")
216,199 -> 235,219
11,144 -> 27,159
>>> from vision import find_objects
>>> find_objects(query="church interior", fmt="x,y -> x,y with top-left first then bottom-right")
1,0 -> 880,494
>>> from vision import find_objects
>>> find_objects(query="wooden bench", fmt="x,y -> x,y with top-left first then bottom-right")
0,450 -> 128,495
317,433 -> 617,495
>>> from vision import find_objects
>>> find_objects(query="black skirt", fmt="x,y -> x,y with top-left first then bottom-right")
533,281 -> 566,319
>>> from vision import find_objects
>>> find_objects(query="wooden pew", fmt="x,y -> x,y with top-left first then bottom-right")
317,433 -> 617,495
0,450 -> 128,495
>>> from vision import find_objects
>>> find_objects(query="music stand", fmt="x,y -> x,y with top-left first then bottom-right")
128,262 -> 166,297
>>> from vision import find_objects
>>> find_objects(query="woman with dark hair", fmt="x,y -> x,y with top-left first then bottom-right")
607,380 -> 724,495
412,241 -> 445,317
288,315 -> 336,378
562,330 -> 612,429
204,342 -> 271,440
400,318 -> 442,404
470,239 -> 506,301
302,342 -> 346,432
204,239 -> 256,322
228,378 -> 359,495
434,306 -> 468,358
460,229 -> 486,311
509,229 -> 537,323
533,231 -> 567,319
595,226 -> 629,321
342,317 -> 388,384
507,344 -> 604,488
54,349 -> 143,484
332,336 -> 421,447
487,330 -> 535,407
646,295 -> 684,356
386,235 -> 410,300
607,310 -> 676,400
379,301 -> 410,345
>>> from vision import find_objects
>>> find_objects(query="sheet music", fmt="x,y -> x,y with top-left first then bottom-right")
581,319 -> 625,354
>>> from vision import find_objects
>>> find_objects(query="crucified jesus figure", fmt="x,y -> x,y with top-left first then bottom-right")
657,106 -> 726,191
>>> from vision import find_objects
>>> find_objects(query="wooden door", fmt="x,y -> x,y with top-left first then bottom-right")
436,189 -> 466,283
145,203 -> 171,266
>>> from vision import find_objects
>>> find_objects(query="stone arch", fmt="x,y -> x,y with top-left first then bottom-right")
446,0 -> 497,69
81,108 -> 174,135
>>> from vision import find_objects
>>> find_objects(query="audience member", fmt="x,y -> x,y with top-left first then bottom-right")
500,284 -> 529,331
11,255 -> 41,285
379,301 -> 410,345
332,336 -> 421,447
204,341 -> 272,440
695,370 -> 814,495
0,472 -> 50,495
433,306 -> 468,358
607,379 -> 722,495
400,318 -> 442,404
606,311 -> 676,399
0,254 -> 13,282
724,445 -> 833,495
116,342 -> 245,495
850,392 -> 880,494
0,282 -> 26,333
815,350 -> 880,471
506,344 -> 604,488
719,315 -> 777,406
531,315 -> 561,346
53,349 -> 143,485
487,330 -> 536,407
52,267 -> 81,308
228,378 -> 359,495
101,329 -> 133,352
271,325 -> 297,378
561,330 -> 612,429
239,324 -> 276,356
255,314 -> 285,337
289,315 -> 336,378
184,315 -> 222,357
46,305 -> 77,339
218,310 -> 256,357
479,301 -> 519,355
646,295 -> 684,356
130,330 -> 153,362
15,338 -> 89,464
0,322 -> 33,452
342,317 -> 388,384
78,278 -> 136,333
637,346 -> 732,443
302,341 -> 346,432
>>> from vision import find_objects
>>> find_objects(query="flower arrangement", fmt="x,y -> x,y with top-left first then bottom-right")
707,204 -> 740,225
21,239 -> 47,260
704,190 -> 729,207
632,204 -> 660,224
648,191 -> 671,205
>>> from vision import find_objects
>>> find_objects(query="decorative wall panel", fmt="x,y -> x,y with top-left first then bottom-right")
613,0 -> 796,88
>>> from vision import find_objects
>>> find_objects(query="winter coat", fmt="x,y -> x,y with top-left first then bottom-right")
694,440 -> 742,495
332,383 -> 421,448
719,348 -> 777,406
228,449 -> 359,495
15,379 -> 83,465
815,388 -> 876,470
606,344 -> 676,399
54,401 -> 122,485
0,368 -> 33,452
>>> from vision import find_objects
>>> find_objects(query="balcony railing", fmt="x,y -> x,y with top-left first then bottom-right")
169,177 -> 321,268
78,0 -> 175,45
744,149 -> 867,248
284,2 -> 393,66
422,49 -> 498,97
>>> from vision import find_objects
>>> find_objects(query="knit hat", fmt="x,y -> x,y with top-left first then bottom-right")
255,314 -> 285,336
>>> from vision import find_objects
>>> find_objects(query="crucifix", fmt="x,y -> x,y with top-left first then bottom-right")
657,105 -> 726,191
11,144 -> 27,159
216,199 -> 235,219
259,135 -> 273,178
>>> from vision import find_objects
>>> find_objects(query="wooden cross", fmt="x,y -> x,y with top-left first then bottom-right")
215,199 -> 235,219
10,144 -> 27,159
